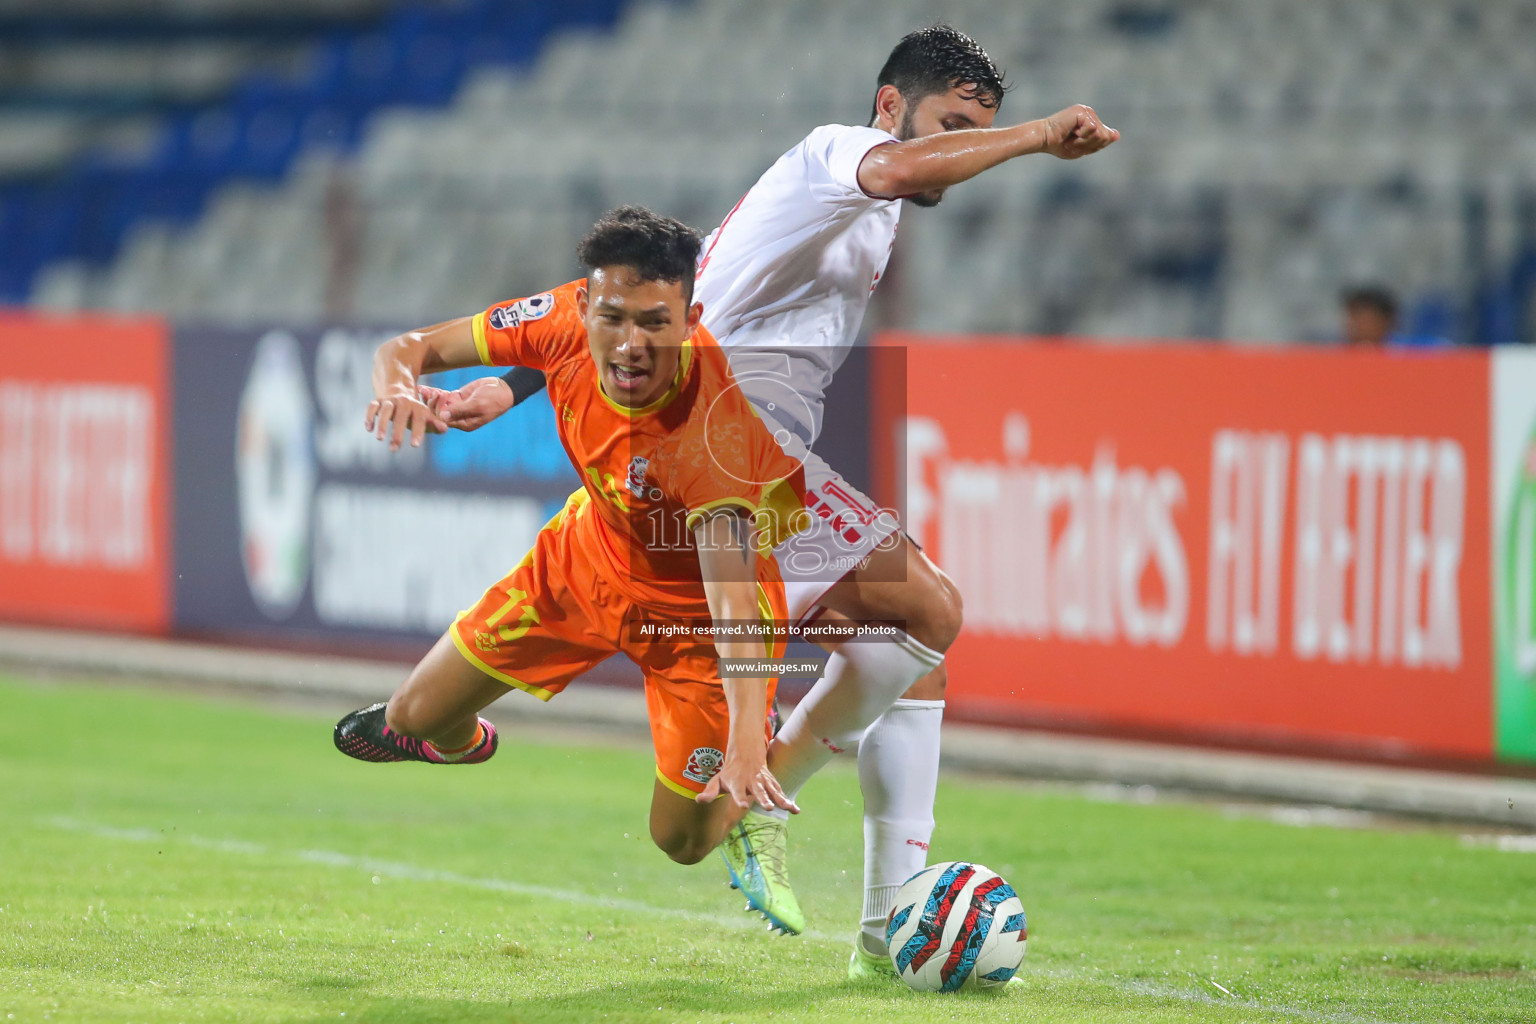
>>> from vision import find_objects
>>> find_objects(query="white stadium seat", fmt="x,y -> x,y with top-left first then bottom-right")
32,0 -> 1534,343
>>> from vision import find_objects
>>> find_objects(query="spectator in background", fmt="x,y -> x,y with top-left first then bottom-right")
1341,284 -> 1398,348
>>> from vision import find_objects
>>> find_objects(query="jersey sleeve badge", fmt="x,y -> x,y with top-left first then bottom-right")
487,292 -> 556,330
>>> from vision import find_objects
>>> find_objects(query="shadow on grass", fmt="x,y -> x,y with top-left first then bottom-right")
278,974 -> 1015,1024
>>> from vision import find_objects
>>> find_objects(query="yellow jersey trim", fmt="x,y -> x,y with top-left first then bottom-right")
684,483 -> 808,556
449,625 -> 556,702
756,476 -> 810,552
597,338 -> 694,417
562,487 -> 591,519
757,581 -> 784,661
655,765 -> 699,798
684,497 -> 760,535
470,311 -> 493,366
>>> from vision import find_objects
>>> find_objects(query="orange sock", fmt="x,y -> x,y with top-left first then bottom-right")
428,722 -> 484,760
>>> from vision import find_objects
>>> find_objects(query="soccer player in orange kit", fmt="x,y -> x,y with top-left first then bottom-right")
413,26 -> 1118,959
332,207 -> 809,864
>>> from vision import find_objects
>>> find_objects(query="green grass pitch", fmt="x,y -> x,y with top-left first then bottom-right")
1,674 -> 1533,1023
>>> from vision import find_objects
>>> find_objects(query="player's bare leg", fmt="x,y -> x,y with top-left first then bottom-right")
333,632 -> 505,764
902,662 -> 947,700
814,535 -> 963,652
386,633 -> 509,747
647,780 -> 753,866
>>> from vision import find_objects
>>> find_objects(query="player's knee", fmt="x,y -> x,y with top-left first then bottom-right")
384,691 -> 429,739
911,570 -> 964,653
649,823 -> 712,865
665,841 -> 713,866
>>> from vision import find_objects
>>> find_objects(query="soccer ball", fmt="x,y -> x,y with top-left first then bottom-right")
885,861 -> 1027,992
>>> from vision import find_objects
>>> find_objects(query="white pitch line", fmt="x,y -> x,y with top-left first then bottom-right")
44,816 -> 838,941
43,816 -> 1421,1024
1460,833 -> 1536,854
1119,979 -> 1412,1024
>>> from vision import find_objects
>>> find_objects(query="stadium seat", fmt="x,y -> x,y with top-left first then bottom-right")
11,0 -> 1536,343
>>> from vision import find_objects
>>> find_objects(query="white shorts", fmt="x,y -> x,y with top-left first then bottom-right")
763,414 -> 903,625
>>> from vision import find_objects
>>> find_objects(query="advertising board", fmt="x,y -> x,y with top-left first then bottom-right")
173,325 -> 578,649
880,338 -> 1492,761
0,313 -> 170,631
1492,347 -> 1536,764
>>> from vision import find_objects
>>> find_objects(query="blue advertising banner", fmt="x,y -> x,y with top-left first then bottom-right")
173,324 -> 578,650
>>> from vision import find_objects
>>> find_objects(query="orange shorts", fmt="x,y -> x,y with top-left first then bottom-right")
451,492 -> 783,797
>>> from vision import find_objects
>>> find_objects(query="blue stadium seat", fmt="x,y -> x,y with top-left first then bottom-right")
0,0 -> 633,303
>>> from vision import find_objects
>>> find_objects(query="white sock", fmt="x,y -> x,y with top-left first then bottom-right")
768,633 -> 943,803
858,697 -> 944,953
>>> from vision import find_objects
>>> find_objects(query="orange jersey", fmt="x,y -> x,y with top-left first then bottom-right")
471,280 -> 806,617
451,491 -> 785,795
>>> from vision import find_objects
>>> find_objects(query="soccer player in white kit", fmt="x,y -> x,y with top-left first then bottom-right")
424,25 -> 1118,979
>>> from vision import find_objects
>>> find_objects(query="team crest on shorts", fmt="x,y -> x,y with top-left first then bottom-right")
682,746 -> 724,784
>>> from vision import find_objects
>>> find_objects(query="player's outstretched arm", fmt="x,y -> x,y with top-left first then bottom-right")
693,512 -> 799,815
366,316 -> 482,451
417,365 -> 546,433
858,103 -> 1120,199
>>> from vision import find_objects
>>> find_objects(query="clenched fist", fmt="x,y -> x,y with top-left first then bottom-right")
1041,104 -> 1120,160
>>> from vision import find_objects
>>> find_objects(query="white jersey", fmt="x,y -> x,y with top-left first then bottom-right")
695,124 -> 901,443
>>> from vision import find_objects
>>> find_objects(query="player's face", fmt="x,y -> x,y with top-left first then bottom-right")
896,84 -> 999,207
580,266 -> 701,408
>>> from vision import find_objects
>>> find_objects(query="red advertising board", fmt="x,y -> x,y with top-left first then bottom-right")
0,313 -> 171,632
877,337 -> 1492,762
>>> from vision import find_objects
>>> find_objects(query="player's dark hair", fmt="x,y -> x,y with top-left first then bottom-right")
870,24 -> 1008,124
1341,284 -> 1399,321
577,205 -> 702,303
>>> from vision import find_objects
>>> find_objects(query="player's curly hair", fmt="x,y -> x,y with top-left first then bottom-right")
577,205 -> 702,302
871,24 -> 1009,122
